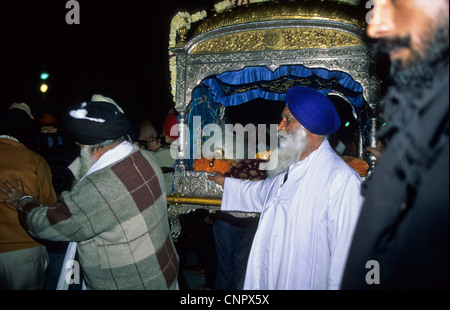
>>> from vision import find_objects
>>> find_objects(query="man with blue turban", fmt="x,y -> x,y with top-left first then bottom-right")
208,86 -> 363,289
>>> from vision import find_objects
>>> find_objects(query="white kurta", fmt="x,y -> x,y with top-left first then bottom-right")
221,140 -> 363,290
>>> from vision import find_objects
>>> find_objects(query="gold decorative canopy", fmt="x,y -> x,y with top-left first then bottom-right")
192,0 -> 366,37
190,27 -> 364,54
184,0 -> 367,54
169,0 -> 369,98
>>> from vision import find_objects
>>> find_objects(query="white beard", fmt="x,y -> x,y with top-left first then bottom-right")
75,145 -> 97,181
265,125 -> 308,179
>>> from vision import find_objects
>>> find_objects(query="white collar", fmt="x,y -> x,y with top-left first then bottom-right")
72,140 -> 135,182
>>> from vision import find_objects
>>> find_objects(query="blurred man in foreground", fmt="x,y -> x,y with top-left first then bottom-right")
341,0 -> 449,289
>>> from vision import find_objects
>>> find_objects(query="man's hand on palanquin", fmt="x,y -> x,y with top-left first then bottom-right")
206,171 -> 226,188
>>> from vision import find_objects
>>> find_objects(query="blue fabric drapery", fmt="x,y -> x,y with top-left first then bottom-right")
202,65 -> 364,110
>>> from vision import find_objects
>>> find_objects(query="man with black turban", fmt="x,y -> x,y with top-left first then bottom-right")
208,86 -> 363,289
0,98 -> 179,290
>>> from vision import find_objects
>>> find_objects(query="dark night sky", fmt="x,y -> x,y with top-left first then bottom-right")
1,0 -> 213,130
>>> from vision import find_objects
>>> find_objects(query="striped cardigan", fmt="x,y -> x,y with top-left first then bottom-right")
18,148 -> 179,290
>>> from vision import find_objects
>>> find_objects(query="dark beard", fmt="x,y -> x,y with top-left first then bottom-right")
375,24 -> 449,89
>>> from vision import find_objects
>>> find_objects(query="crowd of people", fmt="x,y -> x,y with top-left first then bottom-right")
0,0 -> 448,290
0,97 -> 179,290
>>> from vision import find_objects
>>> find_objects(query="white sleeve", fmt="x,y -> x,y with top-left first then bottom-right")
221,177 -> 271,213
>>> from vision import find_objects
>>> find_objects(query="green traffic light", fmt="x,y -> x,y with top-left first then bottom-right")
40,72 -> 49,80
344,121 -> 350,127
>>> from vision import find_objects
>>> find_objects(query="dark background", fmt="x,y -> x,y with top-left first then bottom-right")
1,0 -> 213,130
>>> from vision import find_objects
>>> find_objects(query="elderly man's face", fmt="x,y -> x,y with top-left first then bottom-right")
368,0 -> 449,67
266,106 -> 309,178
278,106 -> 302,136
277,106 -> 311,151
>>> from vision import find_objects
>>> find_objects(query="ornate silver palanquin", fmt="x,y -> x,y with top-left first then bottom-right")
167,0 -> 380,240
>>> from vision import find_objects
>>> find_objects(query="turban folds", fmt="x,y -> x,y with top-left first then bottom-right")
285,87 -> 341,136
62,101 -> 130,145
